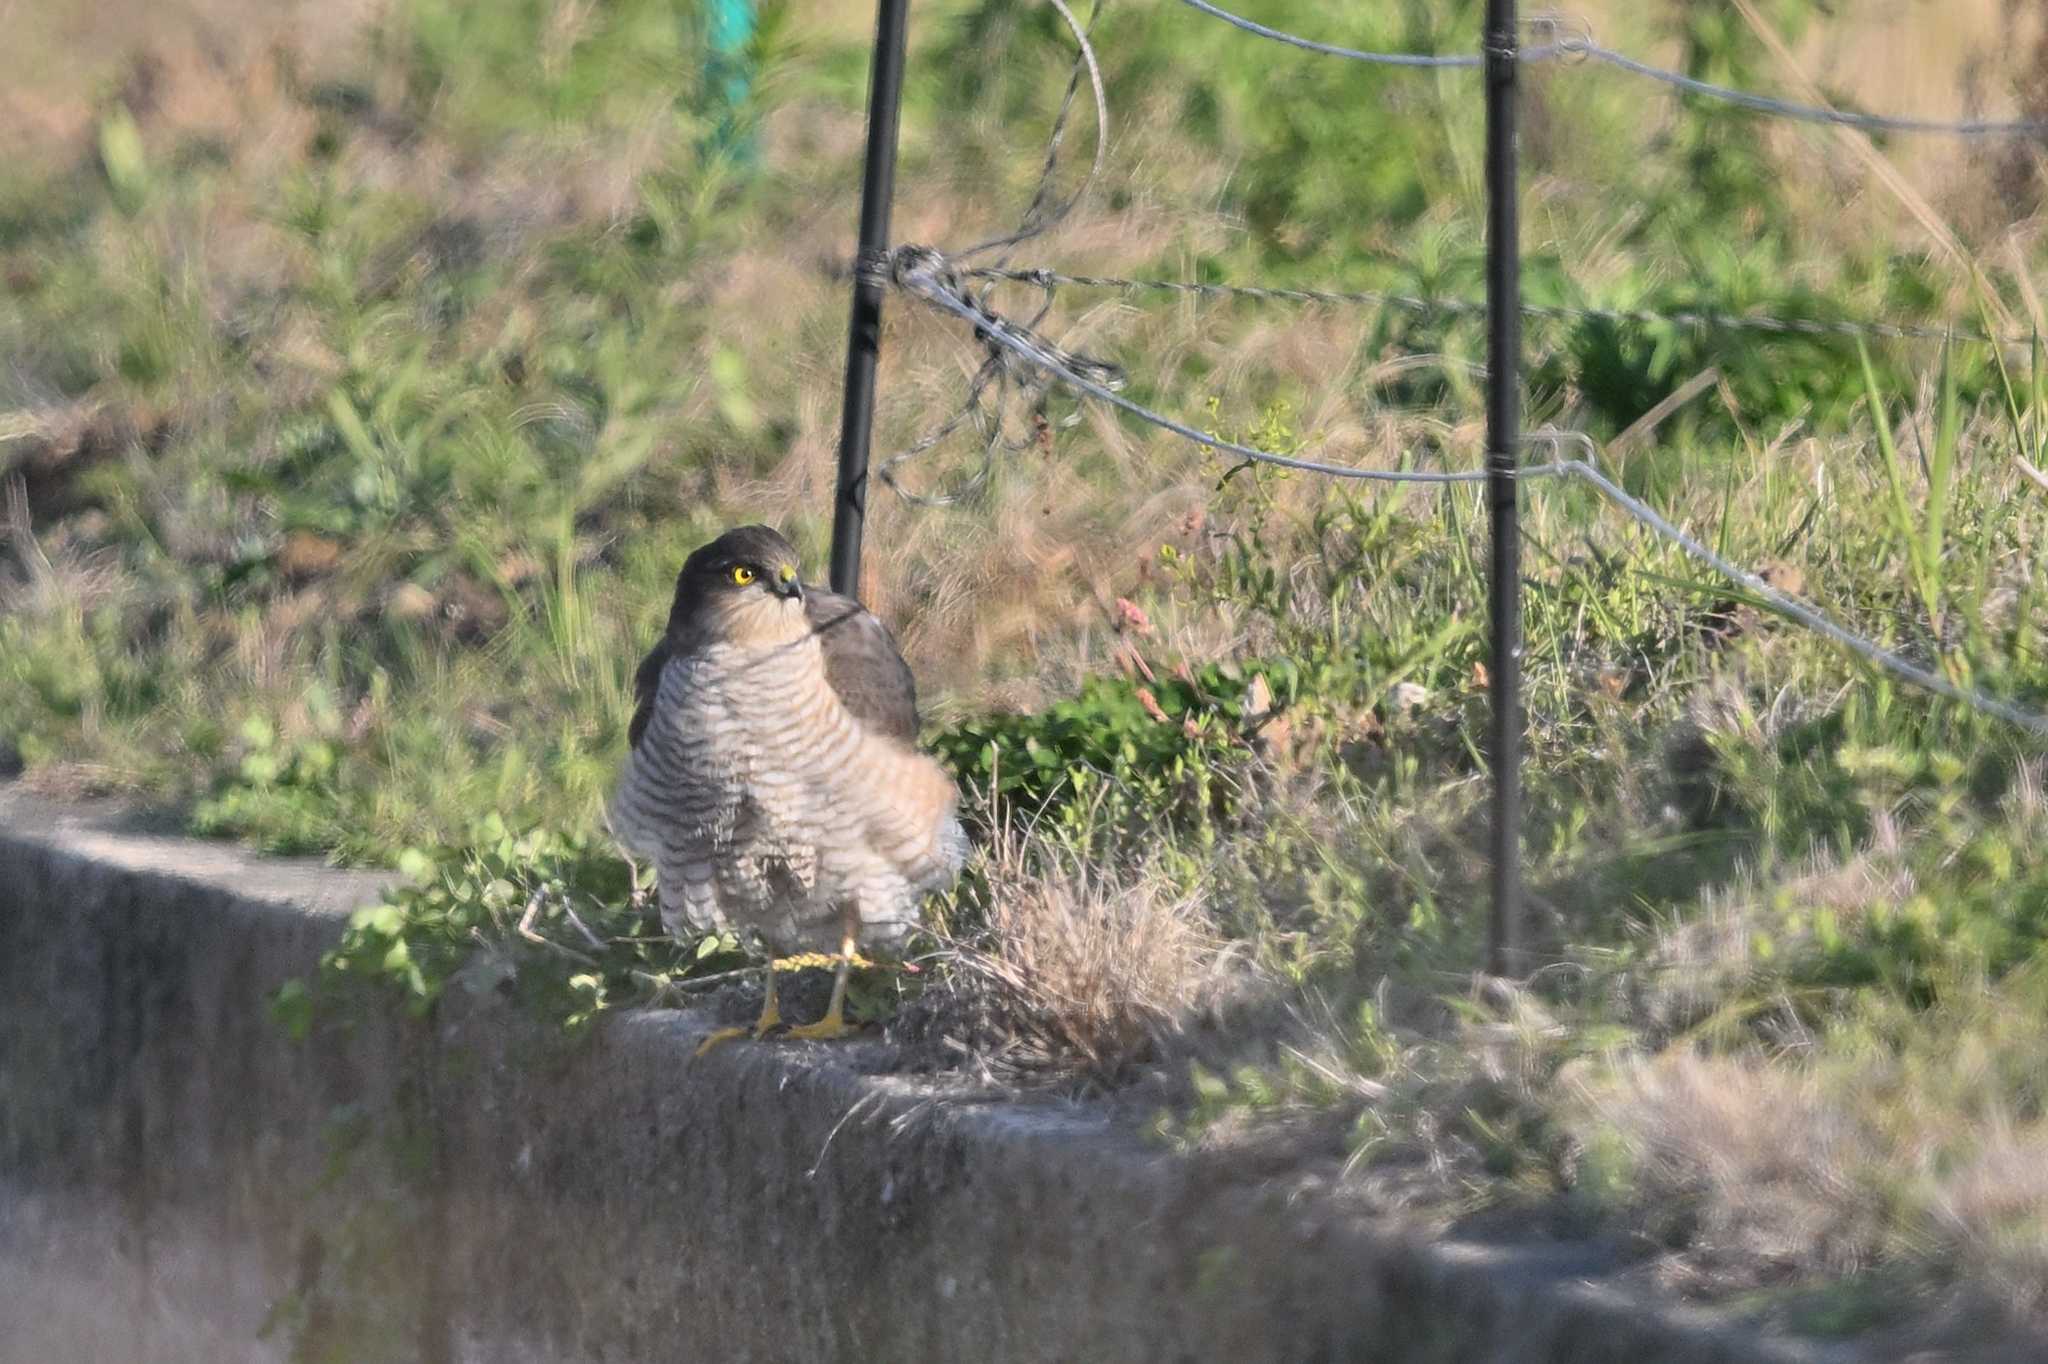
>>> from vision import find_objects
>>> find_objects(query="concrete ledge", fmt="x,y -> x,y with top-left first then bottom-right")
0,788 -> 1838,1363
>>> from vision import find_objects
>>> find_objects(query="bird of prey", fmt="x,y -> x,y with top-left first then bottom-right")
610,525 -> 967,1049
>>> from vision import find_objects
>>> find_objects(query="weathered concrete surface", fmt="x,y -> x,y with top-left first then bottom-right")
0,787 -> 1842,1364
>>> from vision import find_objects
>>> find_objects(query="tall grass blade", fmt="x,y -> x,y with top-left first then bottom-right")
1857,340 -> 1941,637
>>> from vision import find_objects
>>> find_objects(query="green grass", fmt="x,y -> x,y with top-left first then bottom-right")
5,0 -> 2048,1342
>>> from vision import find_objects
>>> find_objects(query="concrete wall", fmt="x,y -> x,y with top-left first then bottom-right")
0,789 -> 1833,1363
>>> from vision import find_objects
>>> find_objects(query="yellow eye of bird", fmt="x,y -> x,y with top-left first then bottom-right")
730,565 -> 756,586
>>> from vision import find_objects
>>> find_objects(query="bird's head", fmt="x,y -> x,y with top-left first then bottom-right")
666,524 -> 808,646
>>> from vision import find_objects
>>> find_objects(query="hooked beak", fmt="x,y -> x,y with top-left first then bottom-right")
771,564 -> 803,601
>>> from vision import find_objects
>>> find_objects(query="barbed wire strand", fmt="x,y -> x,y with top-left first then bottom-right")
895,249 -> 2048,738
895,247 -> 1547,485
876,275 -> 1058,507
957,264 -> 2030,349
1178,0 -> 2048,139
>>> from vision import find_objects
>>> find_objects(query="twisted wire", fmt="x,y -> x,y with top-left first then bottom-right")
957,0 -> 1110,261
893,246 -> 1544,485
878,0 -> 1113,504
1175,0 -> 1485,68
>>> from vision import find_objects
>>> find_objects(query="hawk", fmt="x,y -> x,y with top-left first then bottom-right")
610,525 -> 968,1049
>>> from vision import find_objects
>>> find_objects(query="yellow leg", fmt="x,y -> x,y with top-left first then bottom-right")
785,907 -> 860,1042
693,966 -> 782,1057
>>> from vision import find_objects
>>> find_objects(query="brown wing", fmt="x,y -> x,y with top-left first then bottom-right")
806,587 -> 919,743
627,635 -> 670,751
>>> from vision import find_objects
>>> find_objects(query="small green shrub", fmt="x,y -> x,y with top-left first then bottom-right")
192,713 -> 351,855
931,660 -> 1279,836
294,814 -> 748,1034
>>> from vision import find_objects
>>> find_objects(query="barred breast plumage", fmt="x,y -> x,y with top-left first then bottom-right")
609,526 -> 966,960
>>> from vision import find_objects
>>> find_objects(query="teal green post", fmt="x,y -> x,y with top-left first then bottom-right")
705,0 -> 757,165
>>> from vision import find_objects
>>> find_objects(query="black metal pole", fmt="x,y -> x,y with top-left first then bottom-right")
1483,0 -> 1523,977
829,0 -> 912,599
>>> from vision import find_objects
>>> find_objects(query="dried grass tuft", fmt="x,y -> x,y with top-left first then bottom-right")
898,826 -> 1242,1087
1571,1013 -> 2048,1328
1573,1053 -> 1887,1295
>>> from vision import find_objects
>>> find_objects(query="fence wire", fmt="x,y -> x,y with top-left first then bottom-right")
867,0 -> 2048,739
875,0 -> 1115,507
956,264 -> 2031,349
893,247 -> 1522,485
1176,0 -> 1480,68
890,244 -> 2048,739
1573,40 -> 2048,138
1179,0 -> 2048,138
1557,449 -> 2048,737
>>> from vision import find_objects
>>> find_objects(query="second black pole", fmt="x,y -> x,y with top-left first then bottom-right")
1483,0 -> 1524,977
829,0 -> 913,599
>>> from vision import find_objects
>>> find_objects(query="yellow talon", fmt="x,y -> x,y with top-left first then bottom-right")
784,1006 -> 857,1042
693,1025 -> 750,1057
705,916 -> 869,1050
693,966 -> 782,1057
786,922 -> 862,1043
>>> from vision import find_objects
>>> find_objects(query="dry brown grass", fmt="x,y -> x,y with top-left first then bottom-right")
1572,1053 -> 1890,1294
1570,1031 -> 2048,1334
0,0 -> 384,179
1552,762 -> 2048,1330
897,821 -> 1246,1085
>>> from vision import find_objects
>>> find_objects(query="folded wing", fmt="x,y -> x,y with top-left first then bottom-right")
806,587 -> 919,744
